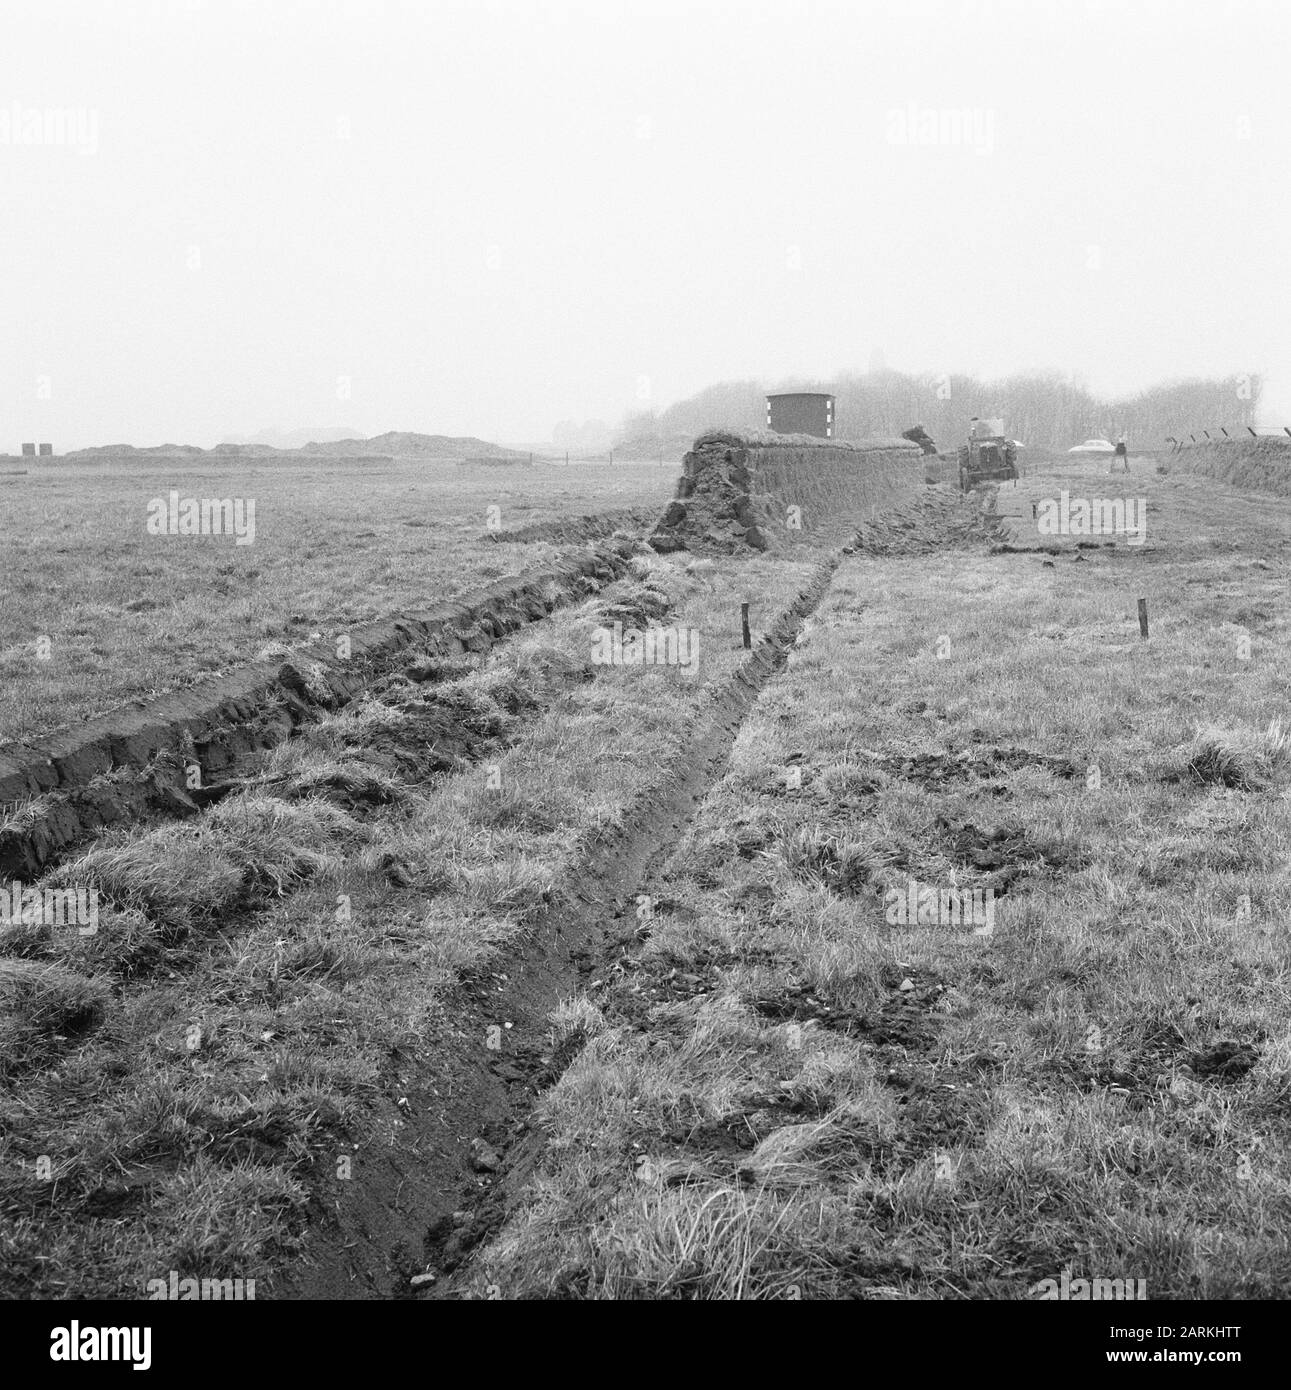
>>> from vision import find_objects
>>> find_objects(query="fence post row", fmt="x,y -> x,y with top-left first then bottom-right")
1164,427 -> 1289,451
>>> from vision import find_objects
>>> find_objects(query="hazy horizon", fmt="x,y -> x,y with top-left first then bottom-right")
3,0 -> 1288,451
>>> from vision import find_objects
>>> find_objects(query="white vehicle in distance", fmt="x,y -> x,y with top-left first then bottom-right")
1068,438 -> 1116,454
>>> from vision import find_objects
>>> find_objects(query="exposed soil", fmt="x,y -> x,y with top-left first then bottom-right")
4,480 -> 1081,1300
1054,1024 -> 1265,1108
848,488 -> 1005,555
486,508 -> 657,544
931,816 -> 1071,896
283,554 -> 847,1299
383,490 -> 1017,1298
260,446 -> 1291,1304
650,441 -> 779,553
649,432 -> 919,555
0,544 -> 634,879
746,976 -> 943,1052
872,745 -> 1078,789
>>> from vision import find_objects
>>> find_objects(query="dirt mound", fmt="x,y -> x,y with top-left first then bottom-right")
874,745 -> 1078,788
901,425 -> 939,455
932,816 -> 1072,897
487,508 -> 654,544
848,488 -> 1004,554
650,429 -> 920,554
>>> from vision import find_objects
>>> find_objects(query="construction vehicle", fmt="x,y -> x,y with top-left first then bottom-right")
958,417 -> 1018,490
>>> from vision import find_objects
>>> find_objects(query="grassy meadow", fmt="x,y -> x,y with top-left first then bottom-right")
0,539 -> 819,1298
5,442 -> 1291,1301
0,458 -> 675,744
462,455 -> 1291,1299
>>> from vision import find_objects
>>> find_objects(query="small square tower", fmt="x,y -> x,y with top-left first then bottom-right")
766,392 -> 835,439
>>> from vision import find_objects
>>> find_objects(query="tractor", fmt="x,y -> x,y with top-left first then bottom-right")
958,417 -> 1018,491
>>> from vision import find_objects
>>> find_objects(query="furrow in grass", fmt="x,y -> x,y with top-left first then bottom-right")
0,545 -> 822,1297
457,472 -> 1291,1301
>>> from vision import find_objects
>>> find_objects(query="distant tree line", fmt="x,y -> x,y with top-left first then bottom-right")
553,417 -> 613,449
617,370 -> 1262,453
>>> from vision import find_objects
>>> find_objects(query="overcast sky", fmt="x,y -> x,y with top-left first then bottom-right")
2,0 -> 1287,449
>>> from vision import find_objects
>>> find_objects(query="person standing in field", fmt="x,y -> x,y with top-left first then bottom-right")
1111,435 -> 1129,472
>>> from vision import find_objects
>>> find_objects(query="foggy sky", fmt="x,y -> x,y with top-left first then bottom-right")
2,0 -> 1287,450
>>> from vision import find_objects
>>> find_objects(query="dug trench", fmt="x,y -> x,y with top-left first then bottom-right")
0,551 -> 706,1298
0,483 -> 1013,1297
0,542 -> 637,881
484,507 -> 657,545
439,464 -> 1291,1300
343,487 -> 1012,1300
284,553 -> 846,1297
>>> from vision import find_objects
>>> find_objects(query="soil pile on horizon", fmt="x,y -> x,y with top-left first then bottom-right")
650,428 -> 922,555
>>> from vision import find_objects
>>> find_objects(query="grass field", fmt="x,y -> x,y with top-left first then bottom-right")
0,459 -> 675,744
4,446 -> 1291,1301
461,455 -> 1291,1299
0,535 -> 819,1297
